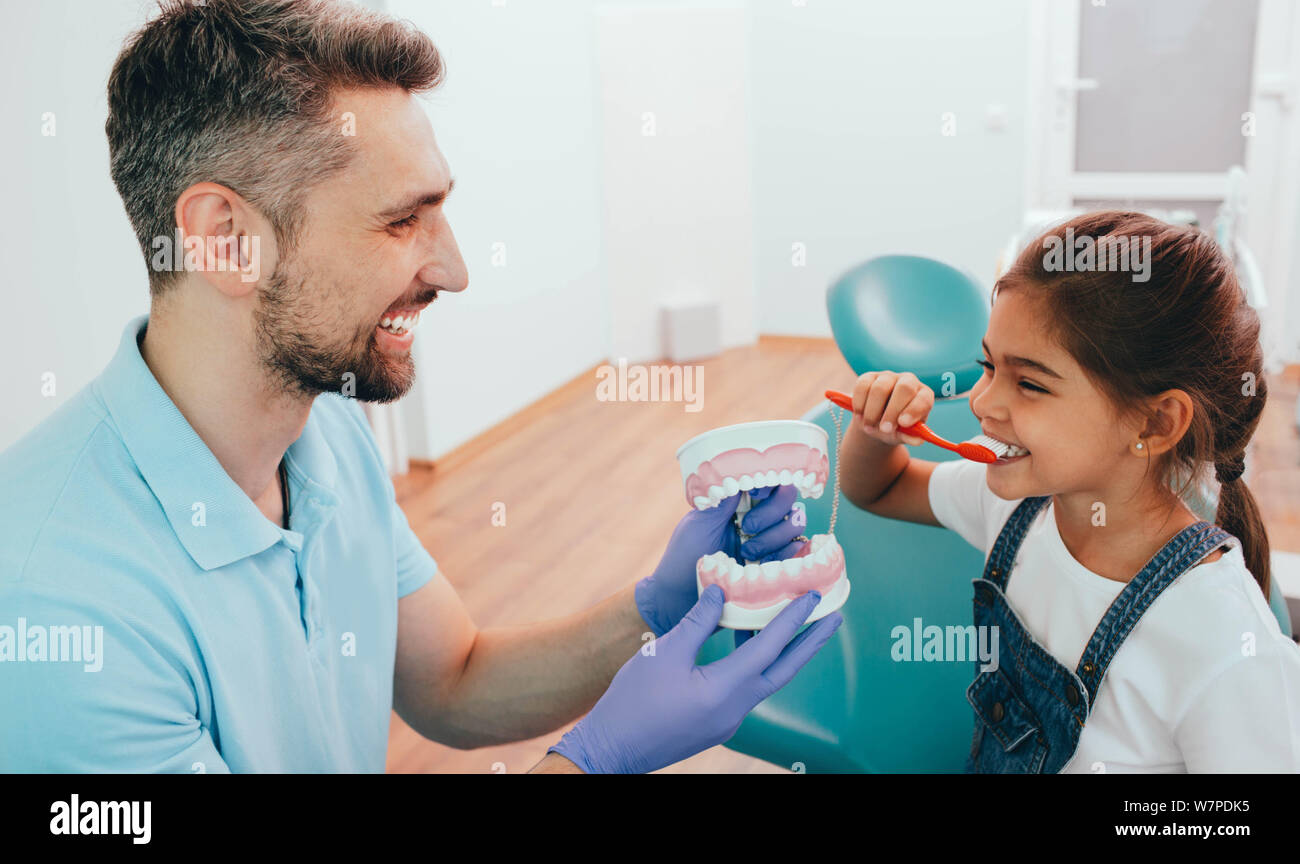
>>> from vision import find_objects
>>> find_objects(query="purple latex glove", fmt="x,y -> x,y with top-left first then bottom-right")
635,484 -> 808,638
549,584 -> 842,773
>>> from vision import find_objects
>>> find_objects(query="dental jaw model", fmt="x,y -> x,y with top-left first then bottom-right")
677,420 -> 851,629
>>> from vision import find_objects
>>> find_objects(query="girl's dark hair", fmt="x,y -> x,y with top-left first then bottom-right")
994,210 -> 1271,599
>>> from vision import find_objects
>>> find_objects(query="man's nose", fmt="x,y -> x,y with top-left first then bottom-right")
417,214 -> 469,293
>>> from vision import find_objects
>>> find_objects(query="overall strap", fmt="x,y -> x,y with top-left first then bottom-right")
1074,521 -> 1233,705
983,496 -> 1051,590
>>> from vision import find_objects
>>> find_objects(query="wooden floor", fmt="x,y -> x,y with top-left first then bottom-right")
385,337 -> 1300,773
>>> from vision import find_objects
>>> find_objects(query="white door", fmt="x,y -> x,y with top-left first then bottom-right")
1027,0 -> 1300,371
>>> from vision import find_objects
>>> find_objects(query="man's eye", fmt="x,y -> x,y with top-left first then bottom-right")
390,213 -> 419,230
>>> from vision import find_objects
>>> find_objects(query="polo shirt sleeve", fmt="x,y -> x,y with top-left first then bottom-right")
393,495 -> 437,599
0,580 -> 231,773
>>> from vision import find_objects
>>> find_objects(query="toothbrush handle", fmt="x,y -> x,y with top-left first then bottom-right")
897,421 -> 955,452
823,389 -> 960,454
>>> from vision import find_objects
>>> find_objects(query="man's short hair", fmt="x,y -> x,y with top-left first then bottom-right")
106,0 -> 444,297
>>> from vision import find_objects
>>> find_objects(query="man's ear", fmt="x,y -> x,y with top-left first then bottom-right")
173,182 -> 275,297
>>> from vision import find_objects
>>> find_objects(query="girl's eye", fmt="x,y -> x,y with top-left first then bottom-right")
977,359 -> 1048,393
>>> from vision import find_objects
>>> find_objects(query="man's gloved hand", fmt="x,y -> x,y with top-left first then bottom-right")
635,484 -> 808,638
549,585 -> 842,774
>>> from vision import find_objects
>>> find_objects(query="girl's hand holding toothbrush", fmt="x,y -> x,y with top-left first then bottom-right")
846,370 -> 934,448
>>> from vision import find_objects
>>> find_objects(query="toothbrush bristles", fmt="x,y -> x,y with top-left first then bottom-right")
966,434 -> 1009,456
963,434 -> 1017,462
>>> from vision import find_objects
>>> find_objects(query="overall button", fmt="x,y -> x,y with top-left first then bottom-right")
1066,684 -> 1080,706
991,701 -> 1004,723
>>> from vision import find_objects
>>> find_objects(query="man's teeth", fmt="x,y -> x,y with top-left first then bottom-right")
379,311 -> 421,334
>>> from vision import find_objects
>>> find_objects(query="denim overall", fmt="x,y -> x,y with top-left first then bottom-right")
965,495 -> 1233,773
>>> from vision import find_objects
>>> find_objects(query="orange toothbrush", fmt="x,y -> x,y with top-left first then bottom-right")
824,389 -> 1000,464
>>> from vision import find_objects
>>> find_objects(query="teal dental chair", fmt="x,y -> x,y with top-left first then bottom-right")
698,254 -> 1293,773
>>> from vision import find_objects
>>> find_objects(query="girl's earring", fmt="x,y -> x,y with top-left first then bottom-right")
1135,441 -> 1144,450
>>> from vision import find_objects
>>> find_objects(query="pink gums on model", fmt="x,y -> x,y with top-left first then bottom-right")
683,443 -> 829,506
697,538 -> 845,610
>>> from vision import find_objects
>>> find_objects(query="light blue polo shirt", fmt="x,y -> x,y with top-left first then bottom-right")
0,314 -> 438,772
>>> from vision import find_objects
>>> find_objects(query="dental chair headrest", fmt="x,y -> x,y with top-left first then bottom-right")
826,254 -> 989,397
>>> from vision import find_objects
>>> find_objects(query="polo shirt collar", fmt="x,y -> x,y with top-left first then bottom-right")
96,314 -> 340,571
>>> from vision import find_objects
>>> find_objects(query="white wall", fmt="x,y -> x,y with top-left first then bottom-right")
596,1 -> 757,362
748,0 -> 1032,336
0,0 -> 155,453
387,0 -> 611,460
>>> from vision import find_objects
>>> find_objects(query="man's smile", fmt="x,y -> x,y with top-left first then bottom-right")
374,292 -> 437,351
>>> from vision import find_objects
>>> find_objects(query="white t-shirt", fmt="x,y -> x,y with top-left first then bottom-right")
928,458 -> 1300,773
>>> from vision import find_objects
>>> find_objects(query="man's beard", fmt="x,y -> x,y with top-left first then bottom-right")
252,255 -> 416,404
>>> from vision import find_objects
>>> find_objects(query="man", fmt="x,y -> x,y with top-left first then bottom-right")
0,0 -> 840,773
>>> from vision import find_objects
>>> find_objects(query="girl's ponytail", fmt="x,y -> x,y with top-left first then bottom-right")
1216,465 -> 1271,598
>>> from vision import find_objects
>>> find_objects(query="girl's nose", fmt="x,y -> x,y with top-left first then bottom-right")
968,379 -> 1002,424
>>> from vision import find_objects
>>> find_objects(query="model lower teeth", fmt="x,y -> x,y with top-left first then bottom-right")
1002,445 -> 1028,458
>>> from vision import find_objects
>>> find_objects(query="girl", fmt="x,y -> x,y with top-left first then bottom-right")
838,210 -> 1300,772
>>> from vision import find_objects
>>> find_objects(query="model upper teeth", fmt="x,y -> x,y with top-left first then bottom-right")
1001,443 -> 1029,457
692,470 -> 824,510
380,311 -> 421,333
